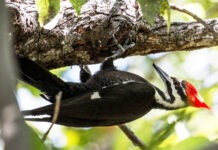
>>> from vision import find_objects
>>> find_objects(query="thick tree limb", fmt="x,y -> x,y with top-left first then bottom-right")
6,0 -> 218,69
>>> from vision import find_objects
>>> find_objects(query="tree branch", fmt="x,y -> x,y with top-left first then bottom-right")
6,0 -> 218,69
119,124 -> 147,150
170,4 -> 218,38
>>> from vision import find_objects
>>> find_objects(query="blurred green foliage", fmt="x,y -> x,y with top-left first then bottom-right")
28,125 -> 47,150
35,0 -> 86,24
19,0 -> 218,150
36,0 -> 60,25
69,0 -> 86,15
138,0 -> 171,29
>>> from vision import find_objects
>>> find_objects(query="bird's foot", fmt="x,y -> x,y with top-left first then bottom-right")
106,34 -> 135,60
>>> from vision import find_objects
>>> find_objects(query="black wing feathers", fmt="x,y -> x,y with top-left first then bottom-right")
23,82 -> 155,127
20,57 -> 156,127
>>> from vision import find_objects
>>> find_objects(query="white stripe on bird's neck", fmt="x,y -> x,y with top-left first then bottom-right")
154,86 -> 186,109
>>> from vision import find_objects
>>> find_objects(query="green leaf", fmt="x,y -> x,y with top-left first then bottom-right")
150,120 -> 176,149
69,0 -> 86,15
162,1 -> 171,33
169,136 -> 210,150
17,82 -> 41,97
48,0 -> 60,18
36,0 -> 60,25
138,0 -> 171,26
50,66 -> 69,77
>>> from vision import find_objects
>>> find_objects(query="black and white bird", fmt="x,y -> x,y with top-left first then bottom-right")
18,56 -> 210,127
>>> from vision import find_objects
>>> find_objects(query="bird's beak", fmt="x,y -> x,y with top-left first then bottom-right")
153,64 -> 171,84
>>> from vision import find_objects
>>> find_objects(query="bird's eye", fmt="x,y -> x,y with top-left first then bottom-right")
176,82 -> 180,87
174,79 -> 180,87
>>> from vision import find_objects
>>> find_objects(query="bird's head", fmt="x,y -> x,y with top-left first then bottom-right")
153,64 -> 210,110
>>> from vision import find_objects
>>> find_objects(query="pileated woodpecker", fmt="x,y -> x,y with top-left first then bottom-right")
18,56 -> 210,127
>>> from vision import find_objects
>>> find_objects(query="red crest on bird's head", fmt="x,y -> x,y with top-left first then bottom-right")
184,81 -> 210,109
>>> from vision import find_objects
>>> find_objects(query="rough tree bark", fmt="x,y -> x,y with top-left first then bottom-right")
6,0 -> 218,69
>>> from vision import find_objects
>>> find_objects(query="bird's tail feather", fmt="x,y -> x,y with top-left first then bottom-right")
24,117 -> 52,122
16,55 -> 71,102
17,55 -> 67,89
22,110 -> 35,116
22,109 -> 52,122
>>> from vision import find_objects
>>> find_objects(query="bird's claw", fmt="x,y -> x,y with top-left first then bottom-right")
105,34 -> 135,61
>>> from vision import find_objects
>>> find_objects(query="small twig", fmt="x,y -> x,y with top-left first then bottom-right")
118,124 -> 147,150
41,91 -> 62,142
170,4 -> 217,38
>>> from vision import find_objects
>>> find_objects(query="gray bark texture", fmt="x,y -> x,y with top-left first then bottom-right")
6,0 -> 218,69
0,1 -> 30,150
